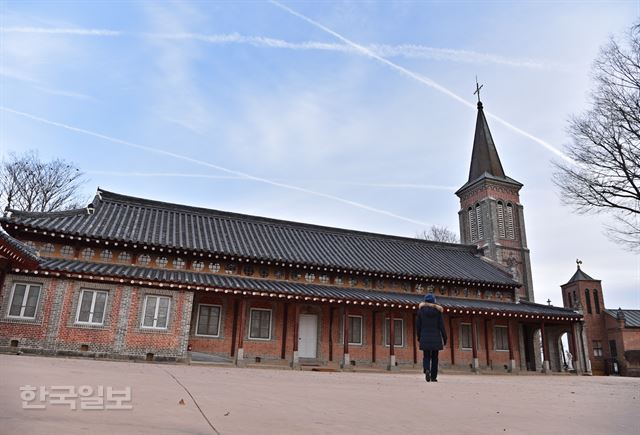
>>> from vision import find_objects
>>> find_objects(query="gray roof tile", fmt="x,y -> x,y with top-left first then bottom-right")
35,257 -> 578,317
2,189 -> 519,286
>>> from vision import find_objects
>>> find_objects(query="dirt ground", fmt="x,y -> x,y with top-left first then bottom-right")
0,354 -> 638,435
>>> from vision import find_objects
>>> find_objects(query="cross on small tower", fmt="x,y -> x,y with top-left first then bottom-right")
547,299 -> 552,306
474,76 -> 483,103
576,259 -> 583,270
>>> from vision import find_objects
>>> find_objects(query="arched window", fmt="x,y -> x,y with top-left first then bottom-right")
243,264 -> 254,276
100,250 -> 112,261
41,243 -> 55,255
585,289 -> 593,314
118,252 -> 132,264
568,291 -> 573,307
156,257 -> 168,268
81,248 -> 95,261
192,261 -> 204,272
173,258 -> 186,269
138,254 -> 151,266
476,204 -> 483,240
497,201 -> 506,238
593,291 -> 601,314
61,245 -> 74,257
209,262 -> 221,273
506,203 -> 515,239
468,207 -> 477,241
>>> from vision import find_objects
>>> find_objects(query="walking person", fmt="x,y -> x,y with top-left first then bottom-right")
416,293 -> 447,382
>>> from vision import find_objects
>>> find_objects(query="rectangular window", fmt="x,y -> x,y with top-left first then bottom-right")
76,289 -> 108,324
249,308 -> 271,340
461,323 -> 472,350
593,340 -> 603,357
348,315 -> 363,345
494,326 -> 509,351
142,295 -> 171,329
384,318 -> 403,347
196,304 -> 221,337
8,283 -> 41,319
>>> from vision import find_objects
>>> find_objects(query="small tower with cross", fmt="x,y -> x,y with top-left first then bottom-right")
455,79 -> 535,301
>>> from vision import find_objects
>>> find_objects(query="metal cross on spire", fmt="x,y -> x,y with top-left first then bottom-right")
576,259 -> 583,269
474,76 -> 483,103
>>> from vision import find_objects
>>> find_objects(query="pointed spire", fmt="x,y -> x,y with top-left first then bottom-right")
468,100 -> 506,182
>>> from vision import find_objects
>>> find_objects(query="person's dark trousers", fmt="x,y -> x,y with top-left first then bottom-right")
423,350 -> 439,380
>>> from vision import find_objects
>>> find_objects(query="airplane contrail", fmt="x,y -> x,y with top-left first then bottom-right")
269,0 -> 575,165
1,27 -> 560,70
87,171 -> 457,190
1,106 -> 433,227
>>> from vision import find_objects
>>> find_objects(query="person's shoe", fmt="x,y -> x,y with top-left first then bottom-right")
431,378 -> 438,382
425,374 -> 430,382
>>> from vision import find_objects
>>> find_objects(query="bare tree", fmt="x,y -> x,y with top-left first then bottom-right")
0,151 -> 88,212
553,23 -> 640,252
416,225 -> 459,243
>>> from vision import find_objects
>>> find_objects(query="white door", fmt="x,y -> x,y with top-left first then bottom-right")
298,314 -> 318,358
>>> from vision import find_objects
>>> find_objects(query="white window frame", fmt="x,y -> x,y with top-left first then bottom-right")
248,308 -> 272,341
195,304 -> 222,337
461,323 -> 473,350
75,289 -> 108,325
7,282 -> 41,319
141,295 -> 171,330
348,315 -> 363,345
384,318 -> 404,347
593,340 -> 603,357
494,325 -> 509,352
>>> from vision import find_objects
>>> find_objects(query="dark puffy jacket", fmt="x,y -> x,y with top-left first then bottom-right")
416,302 -> 448,351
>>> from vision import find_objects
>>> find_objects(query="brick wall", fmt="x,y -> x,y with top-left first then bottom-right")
0,273 -> 193,361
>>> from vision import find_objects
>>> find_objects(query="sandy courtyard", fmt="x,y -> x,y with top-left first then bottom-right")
0,354 -> 638,435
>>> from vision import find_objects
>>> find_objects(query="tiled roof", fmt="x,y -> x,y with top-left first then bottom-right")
26,258 -> 579,318
0,225 -> 40,268
565,267 -> 598,284
604,309 -> 640,328
1,189 -> 519,287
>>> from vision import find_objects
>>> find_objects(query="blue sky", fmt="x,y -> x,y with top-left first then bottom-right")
0,1 -> 638,309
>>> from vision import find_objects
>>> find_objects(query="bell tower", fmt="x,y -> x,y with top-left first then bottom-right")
455,96 -> 534,301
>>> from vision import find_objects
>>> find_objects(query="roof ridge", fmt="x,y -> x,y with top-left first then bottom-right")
6,206 -> 89,218
518,299 -> 579,313
97,189 -> 475,251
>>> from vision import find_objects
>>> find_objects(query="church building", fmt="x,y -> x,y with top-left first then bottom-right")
0,100 -> 594,374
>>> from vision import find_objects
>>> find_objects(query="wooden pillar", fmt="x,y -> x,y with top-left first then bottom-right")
342,307 -> 350,367
507,319 -> 516,372
235,299 -> 246,365
471,316 -> 479,371
281,303 -> 289,359
292,305 -> 300,365
541,321 -> 550,373
329,307 -> 334,362
412,312 -> 417,365
389,312 -> 395,357
371,311 -> 376,363
449,316 -> 455,366
388,311 -> 397,370
230,299 -> 239,357
484,318 -> 491,367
